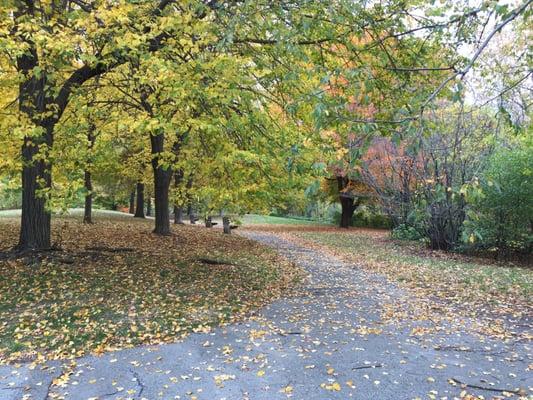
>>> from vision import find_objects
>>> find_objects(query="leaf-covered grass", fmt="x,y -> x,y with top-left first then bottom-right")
0,215 -> 302,364
0,208 -> 133,220
294,230 -> 532,322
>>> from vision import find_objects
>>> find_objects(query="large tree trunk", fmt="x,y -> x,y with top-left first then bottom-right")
134,182 -> 145,218
339,196 -> 357,228
18,128 -> 53,250
151,133 -> 172,235
337,176 -> 358,229
129,189 -> 135,214
83,127 -> 96,224
16,41 -> 53,250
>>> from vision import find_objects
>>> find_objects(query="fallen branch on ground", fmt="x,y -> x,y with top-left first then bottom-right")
450,378 -> 522,395
352,364 -> 383,370
85,246 -> 135,253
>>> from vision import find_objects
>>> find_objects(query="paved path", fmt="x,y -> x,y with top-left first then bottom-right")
1,231 -> 531,399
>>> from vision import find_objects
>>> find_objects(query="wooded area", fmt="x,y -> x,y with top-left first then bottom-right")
0,3 -> 532,398
0,0 -> 531,258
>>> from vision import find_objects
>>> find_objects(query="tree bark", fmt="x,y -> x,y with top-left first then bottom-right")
223,217 -> 231,234
185,175 -> 195,223
129,189 -> 135,214
146,196 -> 152,216
173,170 -> 184,224
83,127 -> 96,224
83,169 -> 93,224
17,73 -> 53,249
18,127 -> 53,250
339,196 -> 356,228
134,182 -> 145,218
337,176 -> 358,228
205,216 -> 213,228
150,133 -> 172,235
174,207 -> 183,224
189,209 -> 197,224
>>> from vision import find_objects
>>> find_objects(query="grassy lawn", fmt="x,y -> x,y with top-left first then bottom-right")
242,214 -> 332,226
0,212 -> 302,363
293,230 -> 532,324
0,208 -> 133,219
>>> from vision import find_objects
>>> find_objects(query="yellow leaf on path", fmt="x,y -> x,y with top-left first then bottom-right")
281,385 -> 293,394
257,370 -> 265,377
321,381 -> 341,391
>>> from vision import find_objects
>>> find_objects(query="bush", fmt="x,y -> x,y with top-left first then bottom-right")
391,223 -> 425,241
464,141 -> 533,257
0,178 -> 21,210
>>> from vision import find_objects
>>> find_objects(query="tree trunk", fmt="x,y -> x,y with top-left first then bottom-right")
129,189 -> 135,214
174,207 -> 183,224
83,169 -> 93,224
16,32 -> 53,250
134,182 -> 145,218
185,175 -> 195,223
83,127 -> 96,224
173,170 -> 183,224
205,216 -> 213,228
146,196 -> 152,216
337,176 -> 358,228
189,209 -> 197,224
223,217 -> 231,234
339,196 -> 357,228
18,129 -> 53,250
151,133 -> 172,235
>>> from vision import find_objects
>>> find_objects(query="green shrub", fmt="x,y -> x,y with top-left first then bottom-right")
464,140 -> 533,257
391,223 -> 425,241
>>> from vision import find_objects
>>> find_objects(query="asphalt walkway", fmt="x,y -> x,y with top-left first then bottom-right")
1,231 -> 530,399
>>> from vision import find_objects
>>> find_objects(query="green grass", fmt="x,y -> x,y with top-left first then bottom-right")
0,209 -> 21,218
0,208 -> 133,220
1,209 -> 332,227
242,214 -> 331,226
297,231 -> 532,316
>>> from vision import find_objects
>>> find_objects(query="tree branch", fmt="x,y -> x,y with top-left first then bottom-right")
421,0 -> 532,111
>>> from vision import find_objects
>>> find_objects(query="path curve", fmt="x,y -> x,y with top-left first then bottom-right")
1,231 -> 531,399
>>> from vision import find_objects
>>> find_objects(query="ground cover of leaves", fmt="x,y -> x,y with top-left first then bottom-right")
0,214 -> 302,364
245,225 -> 532,340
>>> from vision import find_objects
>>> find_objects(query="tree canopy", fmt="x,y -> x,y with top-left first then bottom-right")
0,0 -> 531,250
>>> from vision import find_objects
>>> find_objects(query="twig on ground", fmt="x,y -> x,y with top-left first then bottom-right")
450,378 -> 522,394
352,364 -> 383,370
